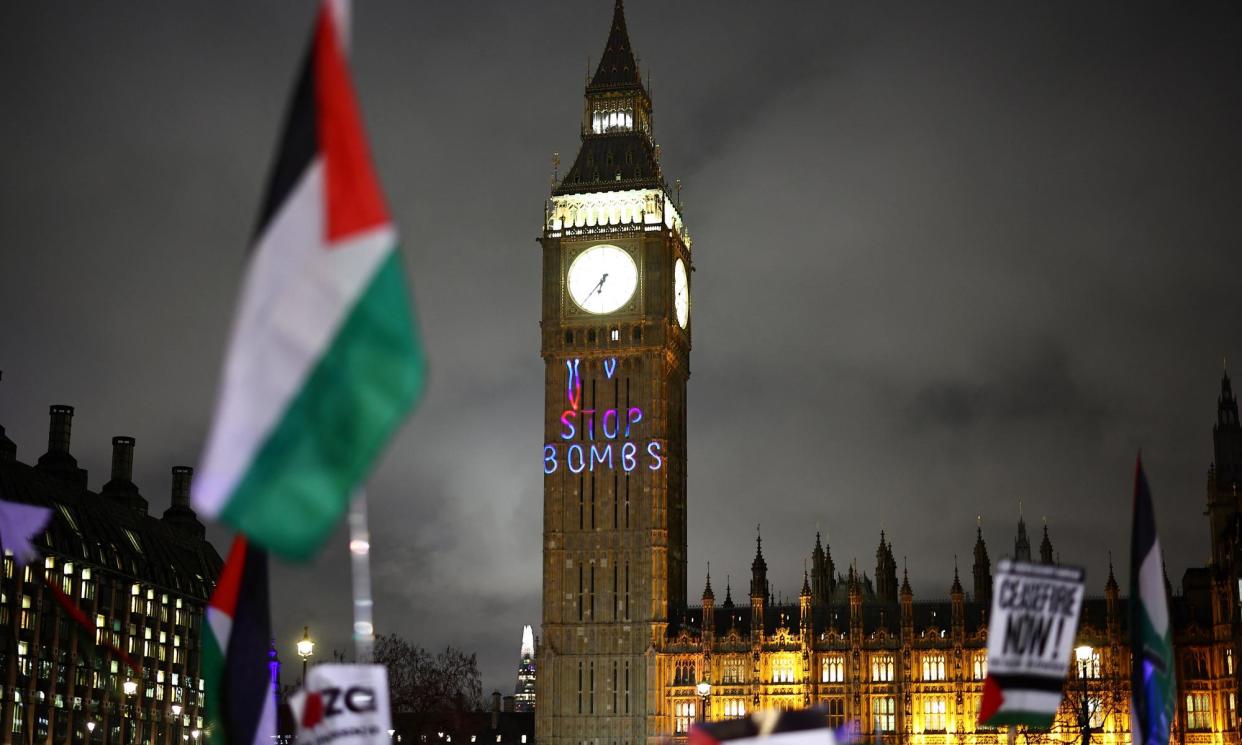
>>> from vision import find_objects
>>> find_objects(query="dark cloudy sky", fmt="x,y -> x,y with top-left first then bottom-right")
3,1 -> 1241,694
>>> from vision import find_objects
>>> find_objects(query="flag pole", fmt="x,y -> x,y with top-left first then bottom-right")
348,489 -> 375,662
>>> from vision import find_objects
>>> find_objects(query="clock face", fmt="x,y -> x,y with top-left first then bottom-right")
674,257 -> 689,328
567,244 -> 638,314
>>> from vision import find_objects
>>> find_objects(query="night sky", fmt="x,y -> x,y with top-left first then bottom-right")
3,1 -> 1242,695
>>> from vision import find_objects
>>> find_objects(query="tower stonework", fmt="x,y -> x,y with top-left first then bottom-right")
536,3 -> 691,745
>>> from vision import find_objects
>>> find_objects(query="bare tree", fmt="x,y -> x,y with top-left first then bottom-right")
374,634 -> 483,714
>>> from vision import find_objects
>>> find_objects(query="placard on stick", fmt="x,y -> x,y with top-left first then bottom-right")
979,559 -> 1085,728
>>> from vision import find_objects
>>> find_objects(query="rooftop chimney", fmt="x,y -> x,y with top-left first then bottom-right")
163,466 -> 205,540
110,436 -> 135,482
171,466 -> 193,508
36,405 -> 87,486
101,435 -> 147,515
48,405 -> 74,454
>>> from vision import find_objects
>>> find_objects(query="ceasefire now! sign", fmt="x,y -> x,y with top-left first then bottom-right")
979,559 -> 1086,728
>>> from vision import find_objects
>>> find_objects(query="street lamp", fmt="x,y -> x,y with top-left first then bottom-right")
695,681 -> 712,723
1074,645 -> 1094,745
172,703 -> 183,744
87,719 -> 96,745
297,626 -> 315,686
123,679 -> 138,745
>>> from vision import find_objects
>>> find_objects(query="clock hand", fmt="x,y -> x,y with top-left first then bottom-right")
587,273 -> 609,305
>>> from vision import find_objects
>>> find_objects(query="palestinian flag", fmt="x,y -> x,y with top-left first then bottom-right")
194,0 -> 426,560
1129,456 -> 1175,745
204,536 -> 274,745
690,709 -> 840,745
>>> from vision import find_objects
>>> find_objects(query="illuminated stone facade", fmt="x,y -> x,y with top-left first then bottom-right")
651,371 -> 1242,745
537,5 -> 1241,745
535,3 -> 690,745
0,405 -> 223,745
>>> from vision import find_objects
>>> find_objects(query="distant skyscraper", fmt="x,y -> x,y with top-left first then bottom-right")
513,625 -> 536,712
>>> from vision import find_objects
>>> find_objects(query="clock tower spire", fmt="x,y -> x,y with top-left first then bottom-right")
536,3 -> 691,744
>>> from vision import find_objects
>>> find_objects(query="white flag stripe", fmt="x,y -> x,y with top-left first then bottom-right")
195,160 -> 392,514
1138,539 -> 1169,635
720,727 -> 837,745
996,689 -> 1064,714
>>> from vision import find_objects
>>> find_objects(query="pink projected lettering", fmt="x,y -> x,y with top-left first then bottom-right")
544,357 -> 664,475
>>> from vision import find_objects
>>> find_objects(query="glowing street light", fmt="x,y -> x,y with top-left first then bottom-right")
123,678 -> 138,697
696,680 -> 712,723
1074,645 -> 1095,745
298,626 -> 315,685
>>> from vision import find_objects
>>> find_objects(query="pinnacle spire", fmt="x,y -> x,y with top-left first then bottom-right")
900,558 -> 912,597
1039,521 -> 1054,564
951,556 -> 964,595
589,0 -> 644,91
702,563 -> 715,601
1105,552 -> 1119,593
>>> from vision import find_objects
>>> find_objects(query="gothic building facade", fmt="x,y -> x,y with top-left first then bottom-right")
650,371 -> 1242,745
537,4 -> 1239,745
0,403 -> 223,745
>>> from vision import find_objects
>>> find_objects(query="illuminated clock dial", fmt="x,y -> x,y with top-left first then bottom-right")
567,244 -> 638,314
673,257 -> 689,328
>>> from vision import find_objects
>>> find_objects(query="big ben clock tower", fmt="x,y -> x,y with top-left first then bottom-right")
536,3 -> 690,744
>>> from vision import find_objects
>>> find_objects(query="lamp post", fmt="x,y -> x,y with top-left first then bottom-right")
297,627 -> 315,687
123,678 -> 139,745
172,703 -> 183,745
1074,645 -> 1094,745
695,681 -> 712,724
87,719 -> 96,745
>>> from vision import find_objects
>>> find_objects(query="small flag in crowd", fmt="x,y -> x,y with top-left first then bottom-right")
1130,456 -> 1175,745
203,537 -> 275,745
194,0 -> 426,560
0,498 -> 51,565
978,559 -> 1085,728
690,709 -> 837,745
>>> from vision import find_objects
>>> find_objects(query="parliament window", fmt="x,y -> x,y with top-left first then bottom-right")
722,657 -> 745,684
922,654 -> 945,681
973,654 -> 987,680
923,697 -> 947,733
871,655 -> 894,682
674,702 -> 695,734
825,698 -> 845,729
772,656 -> 796,683
722,699 -> 746,719
874,697 -> 896,733
1186,694 -> 1211,731
1081,649 -> 1101,679
822,656 -> 844,683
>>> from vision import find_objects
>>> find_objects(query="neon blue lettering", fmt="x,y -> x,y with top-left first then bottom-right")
590,444 -> 614,471
621,442 -> 638,472
568,444 -> 586,474
543,445 -> 558,475
647,441 -> 664,471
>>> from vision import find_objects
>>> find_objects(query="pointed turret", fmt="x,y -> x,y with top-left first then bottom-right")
750,528 -> 768,599
722,576 -> 734,609
811,531 -> 835,604
973,522 -> 992,605
900,561 -> 912,599
702,564 -> 716,645
554,0 -> 663,197
589,1 -> 643,91
702,564 -> 715,603
1014,514 -> 1032,561
874,531 -> 898,603
1039,520 -> 1054,564
951,559 -> 964,597
751,528 -> 767,644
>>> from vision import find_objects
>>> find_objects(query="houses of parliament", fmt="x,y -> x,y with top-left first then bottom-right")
535,3 -> 1239,745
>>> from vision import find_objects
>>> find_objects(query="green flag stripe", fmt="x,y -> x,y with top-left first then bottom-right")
221,250 -> 426,559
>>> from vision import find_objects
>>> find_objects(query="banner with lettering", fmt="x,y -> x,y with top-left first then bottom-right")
290,664 -> 392,745
979,559 -> 1085,728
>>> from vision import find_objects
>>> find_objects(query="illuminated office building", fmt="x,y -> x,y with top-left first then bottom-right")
0,404 -> 223,745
